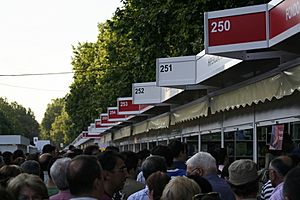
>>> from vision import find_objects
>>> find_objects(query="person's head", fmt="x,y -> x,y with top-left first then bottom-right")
283,166 -> 300,200
2,151 -> 13,165
151,145 -> 174,168
13,149 -> 25,160
42,144 -> 56,155
227,159 -> 259,199
141,155 -> 167,180
0,187 -> 15,200
136,149 -> 150,168
68,145 -> 75,151
120,151 -> 139,178
168,139 -> 187,161
66,155 -> 104,198
50,157 -> 71,190
147,171 -> 171,200
97,150 -> 127,195
7,173 -> 48,200
0,165 -> 22,187
20,160 -> 41,176
269,155 -> 294,187
0,156 -> 5,168
38,153 -> 53,171
105,145 -> 119,152
83,145 -> 100,155
161,176 -> 201,200
187,175 -> 212,193
186,152 -> 217,176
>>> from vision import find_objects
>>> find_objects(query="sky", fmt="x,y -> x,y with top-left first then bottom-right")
0,0 -> 123,123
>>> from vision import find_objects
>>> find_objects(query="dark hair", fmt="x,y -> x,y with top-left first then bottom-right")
98,151 -> 124,171
68,145 -> 75,151
66,155 -> 102,195
2,151 -> 13,165
137,149 -> 150,161
228,179 -> 259,198
187,175 -> 213,193
42,144 -> 55,154
13,150 -> 25,160
121,151 -> 139,172
168,140 -> 186,158
105,146 -> 120,152
0,186 -> 15,200
147,171 -> 170,200
0,165 -> 22,187
20,160 -> 41,176
283,166 -> 300,200
83,145 -> 100,155
270,156 -> 294,177
151,145 -> 173,167
142,155 -> 167,180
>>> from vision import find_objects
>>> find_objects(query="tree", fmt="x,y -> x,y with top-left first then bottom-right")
65,0 -> 270,142
0,97 -> 39,143
50,107 -> 73,147
40,98 -> 65,140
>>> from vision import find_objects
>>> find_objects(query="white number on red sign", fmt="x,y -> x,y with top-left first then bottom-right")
135,88 -> 145,94
110,110 -> 116,115
120,101 -> 128,107
211,20 -> 231,33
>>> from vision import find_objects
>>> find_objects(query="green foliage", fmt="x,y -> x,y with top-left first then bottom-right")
40,98 -> 65,140
0,97 -> 39,143
64,0 -> 269,142
50,108 -> 73,146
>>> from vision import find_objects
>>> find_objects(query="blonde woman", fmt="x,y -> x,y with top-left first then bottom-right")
7,173 -> 49,200
161,176 -> 201,200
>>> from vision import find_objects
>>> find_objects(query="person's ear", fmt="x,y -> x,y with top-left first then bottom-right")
102,170 -> 110,181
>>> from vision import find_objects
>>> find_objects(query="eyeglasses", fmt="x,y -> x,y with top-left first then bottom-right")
192,192 -> 221,200
187,167 -> 201,176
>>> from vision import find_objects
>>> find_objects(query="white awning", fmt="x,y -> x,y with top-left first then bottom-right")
114,126 -> 131,140
148,114 -> 170,130
104,133 -> 112,142
210,64 -> 300,114
133,121 -> 148,135
171,101 -> 208,124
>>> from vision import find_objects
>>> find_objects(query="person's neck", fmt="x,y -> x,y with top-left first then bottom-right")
104,184 -> 114,197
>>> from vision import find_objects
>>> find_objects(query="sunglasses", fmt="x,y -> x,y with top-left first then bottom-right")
192,192 -> 221,200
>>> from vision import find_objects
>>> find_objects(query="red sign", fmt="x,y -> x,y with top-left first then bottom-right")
95,119 -> 110,128
208,12 -> 266,46
118,97 -> 150,115
108,107 -> 129,122
269,0 -> 300,40
100,114 -> 119,126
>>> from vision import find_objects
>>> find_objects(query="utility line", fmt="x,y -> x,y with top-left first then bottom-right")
0,82 -> 67,92
0,72 -> 73,77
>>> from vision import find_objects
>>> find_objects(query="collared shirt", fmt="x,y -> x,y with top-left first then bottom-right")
204,174 -> 235,200
173,160 -> 187,170
127,186 -> 149,200
269,182 -> 284,200
50,190 -> 73,200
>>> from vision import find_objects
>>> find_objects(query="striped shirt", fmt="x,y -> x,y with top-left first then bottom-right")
260,180 -> 274,200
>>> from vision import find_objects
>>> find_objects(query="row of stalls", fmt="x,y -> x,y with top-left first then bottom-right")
71,0 -> 300,169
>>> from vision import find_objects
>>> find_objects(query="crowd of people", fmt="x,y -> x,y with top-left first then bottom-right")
0,140 -> 300,200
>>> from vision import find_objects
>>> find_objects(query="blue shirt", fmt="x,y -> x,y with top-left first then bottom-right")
204,174 -> 235,200
127,186 -> 149,200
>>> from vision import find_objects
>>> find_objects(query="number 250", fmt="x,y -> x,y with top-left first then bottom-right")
211,20 -> 230,33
